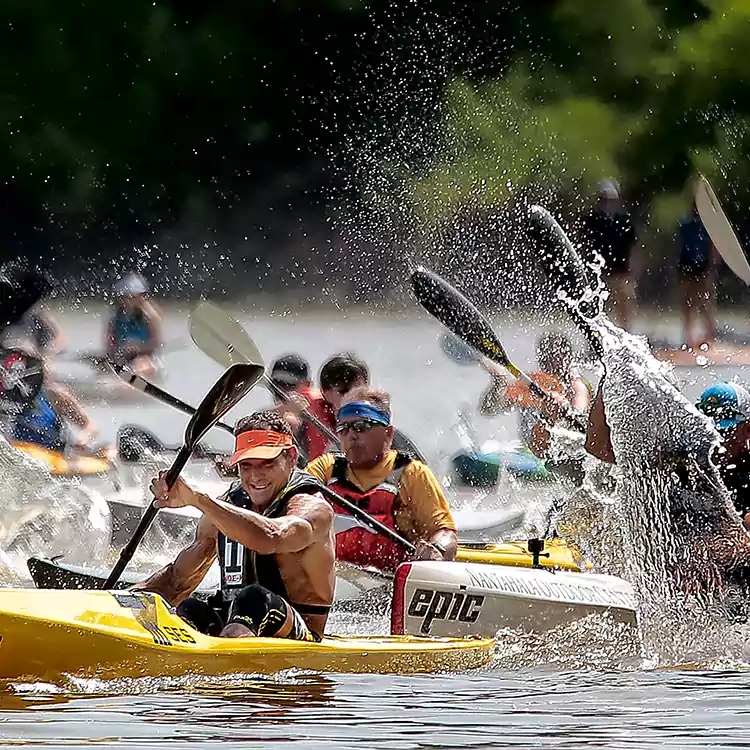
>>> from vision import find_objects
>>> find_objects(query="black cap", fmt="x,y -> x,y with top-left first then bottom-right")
0,263 -> 52,333
270,354 -> 310,386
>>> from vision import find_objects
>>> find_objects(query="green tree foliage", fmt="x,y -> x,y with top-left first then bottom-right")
412,0 -> 750,230
0,0 -> 366,242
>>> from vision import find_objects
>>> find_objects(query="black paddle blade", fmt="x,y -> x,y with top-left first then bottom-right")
527,206 -> 601,320
0,348 -> 44,405
116,424 -> 167,462
527,206 -> 603,355
103,361 -> 263,589
411,267 -> 511,367
183,362 -> 263,448
0,264 -> 52,333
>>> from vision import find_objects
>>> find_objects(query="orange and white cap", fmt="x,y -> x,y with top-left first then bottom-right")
229,430 -> 293,466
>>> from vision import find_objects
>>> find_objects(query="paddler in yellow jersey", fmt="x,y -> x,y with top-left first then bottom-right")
305,387 -> 457,572
134,410 -> 335,641
479,331 -> 591,454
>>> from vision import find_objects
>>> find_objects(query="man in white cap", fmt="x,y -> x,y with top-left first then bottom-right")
105,272 -> 163,378
579,180 -> 639,330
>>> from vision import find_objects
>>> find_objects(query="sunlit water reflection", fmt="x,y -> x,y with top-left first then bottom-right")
3,668 -> 750,748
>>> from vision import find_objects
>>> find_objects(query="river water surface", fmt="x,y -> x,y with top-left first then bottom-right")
1,303 -> 749,748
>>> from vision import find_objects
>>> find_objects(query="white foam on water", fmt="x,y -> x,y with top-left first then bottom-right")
0,436 -> 112,582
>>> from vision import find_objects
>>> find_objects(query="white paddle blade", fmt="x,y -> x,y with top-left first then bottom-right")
695,175 -> 750,286
189,302 -> 265,370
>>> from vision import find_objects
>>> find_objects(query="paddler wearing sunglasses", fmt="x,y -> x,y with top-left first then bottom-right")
134,410 -> 335,642
305,387 -> 457,571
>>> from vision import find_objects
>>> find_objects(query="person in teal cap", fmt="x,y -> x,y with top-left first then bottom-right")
696,382 -> 750,528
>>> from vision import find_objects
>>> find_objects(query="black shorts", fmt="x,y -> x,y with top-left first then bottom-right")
177,584 -> 321,642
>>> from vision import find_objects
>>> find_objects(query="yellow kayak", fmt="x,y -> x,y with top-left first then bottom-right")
456,538 -> 588,573
0,589 -> 495,683
10,441 -> 112,477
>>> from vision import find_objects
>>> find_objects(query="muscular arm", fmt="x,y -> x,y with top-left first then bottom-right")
132,515 -> 218,606
400,462 -> 457,561
429,528 -> 458,561
585,385 -> 616,463
192,491 -> 333,556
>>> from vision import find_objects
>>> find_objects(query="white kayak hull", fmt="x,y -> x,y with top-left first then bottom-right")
391,560 -> 637,637
452,507 -> 525,542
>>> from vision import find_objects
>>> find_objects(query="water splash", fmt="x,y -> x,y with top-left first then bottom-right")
491,612 -> 642,671
545,258 -> 750,666
0,437 -> 112,583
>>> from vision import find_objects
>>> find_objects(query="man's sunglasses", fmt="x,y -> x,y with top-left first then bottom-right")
336,418 -> 384,435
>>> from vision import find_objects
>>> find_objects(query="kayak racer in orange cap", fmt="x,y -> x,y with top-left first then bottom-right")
134,410 -> 334,642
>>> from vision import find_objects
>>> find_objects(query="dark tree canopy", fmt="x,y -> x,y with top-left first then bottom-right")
1,1 -> 748,302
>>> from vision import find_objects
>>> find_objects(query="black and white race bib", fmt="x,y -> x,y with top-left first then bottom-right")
222,537 -> 245,587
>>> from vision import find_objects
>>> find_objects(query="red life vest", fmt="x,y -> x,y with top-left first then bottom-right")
327,452 -> 412,572
298,386 -> 336,461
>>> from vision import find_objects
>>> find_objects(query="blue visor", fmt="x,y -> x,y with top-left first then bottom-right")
337,401 -> 390,426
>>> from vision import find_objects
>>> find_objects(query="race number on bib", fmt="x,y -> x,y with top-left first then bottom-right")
223,537 -> 245,587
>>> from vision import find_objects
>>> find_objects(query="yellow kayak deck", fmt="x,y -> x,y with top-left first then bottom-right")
456,538 -> 588,572
0,590 -> 495,682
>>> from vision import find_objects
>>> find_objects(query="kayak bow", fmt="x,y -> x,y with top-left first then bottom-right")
0,589 -> 495,682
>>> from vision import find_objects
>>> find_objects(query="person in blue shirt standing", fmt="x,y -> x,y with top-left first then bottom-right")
678,202 -> 719,349
105,273 -> 163,379
579,180 -> 639,331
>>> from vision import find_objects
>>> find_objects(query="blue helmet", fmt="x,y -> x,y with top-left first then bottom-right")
696,382 -> 750,431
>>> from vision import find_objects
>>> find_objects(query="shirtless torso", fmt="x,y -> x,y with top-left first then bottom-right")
135,473 -> 335,639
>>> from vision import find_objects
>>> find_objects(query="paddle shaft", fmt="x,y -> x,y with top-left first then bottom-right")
110,362 -> 234,435
103,445 -> 192,588
262,374 -> 341,447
